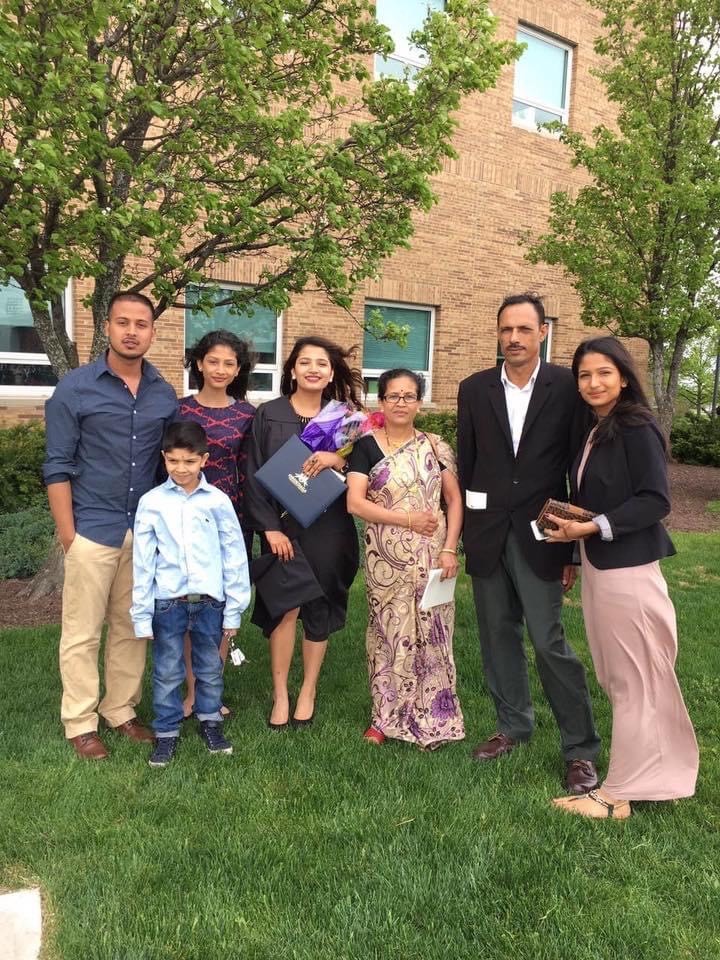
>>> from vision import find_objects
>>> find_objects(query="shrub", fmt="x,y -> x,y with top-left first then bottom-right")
0,501 -> 55,579
670,415 -> 720,467
0,423 -> 46,514
416,411 -> 457,450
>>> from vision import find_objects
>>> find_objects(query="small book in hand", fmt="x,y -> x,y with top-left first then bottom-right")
531,498 -> 596,541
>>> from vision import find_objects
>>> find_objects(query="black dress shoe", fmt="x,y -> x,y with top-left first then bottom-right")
267,713 -> 289,731
564,758 -> 600,795
290,710 -> 315,729
267,699 -> 291,731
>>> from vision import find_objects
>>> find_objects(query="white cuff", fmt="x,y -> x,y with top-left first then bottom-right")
593,514 -> 613,541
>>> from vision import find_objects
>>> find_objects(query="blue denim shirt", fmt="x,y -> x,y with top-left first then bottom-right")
43,352 -> 178,547
130,475 -> 251,636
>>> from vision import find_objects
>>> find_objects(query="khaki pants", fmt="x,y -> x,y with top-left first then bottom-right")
59,531 -> 147,738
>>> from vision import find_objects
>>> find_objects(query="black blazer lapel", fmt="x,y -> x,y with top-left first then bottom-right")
488,374 -> 514,454
518,363 -> 552,448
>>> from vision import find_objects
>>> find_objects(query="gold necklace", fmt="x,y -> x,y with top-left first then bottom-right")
384,426 -> 415,451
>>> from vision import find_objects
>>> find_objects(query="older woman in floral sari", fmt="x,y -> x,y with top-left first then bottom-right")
347,369 -> 464,750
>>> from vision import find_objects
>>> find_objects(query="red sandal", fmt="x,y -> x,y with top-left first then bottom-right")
363,726 -> 386,745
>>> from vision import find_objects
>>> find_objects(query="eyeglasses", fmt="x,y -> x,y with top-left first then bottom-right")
383,393 -> 419,405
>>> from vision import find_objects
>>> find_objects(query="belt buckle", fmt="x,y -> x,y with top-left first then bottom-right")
186,593 -> 203,603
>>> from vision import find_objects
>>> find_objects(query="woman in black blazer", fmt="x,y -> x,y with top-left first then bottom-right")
545,337 -> 698,819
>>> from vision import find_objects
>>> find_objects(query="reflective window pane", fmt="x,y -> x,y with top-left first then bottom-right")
512,100 -> 562,126
515,30 -> 568,110
0,362 -> 58,387
184,285 -> 278,366
249,371 -> 273,393
375,0 -> 444,72
363,304 -> 431,371
0,280 -> 45,354
374,54 -> 414,80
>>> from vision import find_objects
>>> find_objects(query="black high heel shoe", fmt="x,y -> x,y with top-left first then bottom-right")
290,705 -> 315,729
267,698 -> 292,731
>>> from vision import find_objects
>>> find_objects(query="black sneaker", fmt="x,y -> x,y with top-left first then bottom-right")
148,736 -> 178,768
199,721 -> 233,755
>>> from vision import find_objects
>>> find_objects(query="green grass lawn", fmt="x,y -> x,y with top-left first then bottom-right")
1,532 -> 719,960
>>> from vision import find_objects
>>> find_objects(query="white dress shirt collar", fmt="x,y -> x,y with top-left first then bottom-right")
500,359 -> 542,456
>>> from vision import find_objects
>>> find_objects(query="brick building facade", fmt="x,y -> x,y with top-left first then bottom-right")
0,1 -> 643,424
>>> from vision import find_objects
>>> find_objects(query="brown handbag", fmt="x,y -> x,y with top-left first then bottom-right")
535,498 -> 595,533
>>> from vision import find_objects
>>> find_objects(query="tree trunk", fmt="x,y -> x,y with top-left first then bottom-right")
650,340 -> 674,435
28,299 -> 78,380
19,539 -> 64,600
90,258 -> 125,359
650,332 -> 687,437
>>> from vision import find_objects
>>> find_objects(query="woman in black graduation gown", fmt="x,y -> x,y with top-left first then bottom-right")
245,336 -> 362,729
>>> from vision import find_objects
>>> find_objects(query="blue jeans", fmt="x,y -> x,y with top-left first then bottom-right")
151,597 -> 225,736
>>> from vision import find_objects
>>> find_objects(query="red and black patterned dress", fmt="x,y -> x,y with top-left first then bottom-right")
178,395 -> 256,536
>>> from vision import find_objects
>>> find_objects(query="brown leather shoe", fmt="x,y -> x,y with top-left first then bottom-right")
471,732 -> 516,761
564,758 -> 599,795
70,732 -> 109,760
112,718 -> 155,743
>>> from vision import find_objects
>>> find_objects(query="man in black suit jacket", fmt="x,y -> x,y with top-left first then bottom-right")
457,292 -> 600,793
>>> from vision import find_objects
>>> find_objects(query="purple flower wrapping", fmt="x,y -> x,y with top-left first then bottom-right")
300,400 -> 372,453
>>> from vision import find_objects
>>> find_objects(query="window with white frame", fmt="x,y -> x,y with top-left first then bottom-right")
512,26 -> 572,131
496,318 -> 554,366
374,0 -> 445,79
184,284 -> 281,397
0,279 -> 72,393
363,301 -> 434,400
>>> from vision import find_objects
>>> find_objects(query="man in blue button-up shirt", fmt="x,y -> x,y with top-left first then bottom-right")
43,292 -> 177,760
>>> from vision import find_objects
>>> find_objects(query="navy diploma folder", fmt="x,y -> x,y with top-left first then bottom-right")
254,434 -> 346,528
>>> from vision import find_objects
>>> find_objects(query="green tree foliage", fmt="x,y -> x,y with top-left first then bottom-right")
527,0 -> 720,432
0,0 -> 519,377
415,410 -> 457,450
0,502 -> 55,578
670,414 -> 720,466
674,336 -> 718,416
0,423 -> 46,513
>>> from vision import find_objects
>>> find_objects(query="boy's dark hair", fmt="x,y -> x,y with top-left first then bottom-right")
107,291 -> 156,322
496,291 -> 546,326
162,420 -> 208,455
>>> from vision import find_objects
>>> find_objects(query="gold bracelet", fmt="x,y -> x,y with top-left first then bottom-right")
405,508 -> 412,531
440,548 -> 456,554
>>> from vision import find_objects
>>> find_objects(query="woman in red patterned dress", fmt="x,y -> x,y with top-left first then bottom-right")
179,329 -> 256,719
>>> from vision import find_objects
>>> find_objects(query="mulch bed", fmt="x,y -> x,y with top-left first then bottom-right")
1,463 -> 718,630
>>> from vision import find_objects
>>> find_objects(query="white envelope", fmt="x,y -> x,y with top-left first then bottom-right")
530,520 -> 550,542
466,490 -> 487,510
419,568 -> 457,611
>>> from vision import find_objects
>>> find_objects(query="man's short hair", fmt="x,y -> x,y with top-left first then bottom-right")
162,421 -> 208,455
107,291 -> 156,322
496,292 -> 546,326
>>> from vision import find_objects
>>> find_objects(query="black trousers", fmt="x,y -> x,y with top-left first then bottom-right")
471,529 -> 600,761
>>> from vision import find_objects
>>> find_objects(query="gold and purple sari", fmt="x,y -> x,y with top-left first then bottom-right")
363,432 -> 464,748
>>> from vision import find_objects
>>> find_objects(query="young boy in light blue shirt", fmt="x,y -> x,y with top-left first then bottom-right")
131,421 -> 250,767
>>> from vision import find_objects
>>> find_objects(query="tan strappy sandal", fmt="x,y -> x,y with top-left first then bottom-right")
552,789 -> 632,820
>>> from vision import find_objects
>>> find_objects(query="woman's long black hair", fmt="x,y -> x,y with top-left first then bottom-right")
185,329 -> 256,401
281,336 -> 363,409
572,336 -> 663,447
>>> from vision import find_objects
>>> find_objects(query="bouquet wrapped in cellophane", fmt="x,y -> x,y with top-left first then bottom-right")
300,400 -> 384,457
